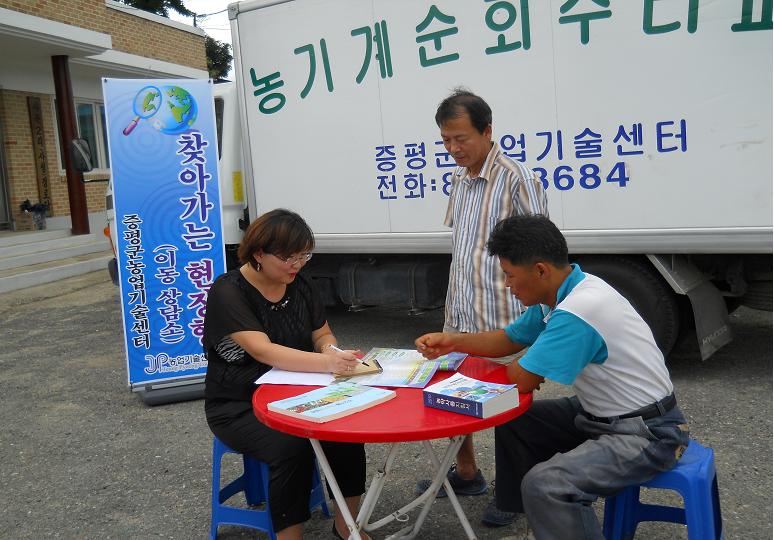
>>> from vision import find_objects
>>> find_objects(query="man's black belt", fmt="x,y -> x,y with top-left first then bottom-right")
587,393 -> 677,424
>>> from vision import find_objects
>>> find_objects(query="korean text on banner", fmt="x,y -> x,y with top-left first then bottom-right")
102,79 -> 225,389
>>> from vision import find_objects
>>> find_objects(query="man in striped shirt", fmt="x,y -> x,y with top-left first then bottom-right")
416,89 -> 548,522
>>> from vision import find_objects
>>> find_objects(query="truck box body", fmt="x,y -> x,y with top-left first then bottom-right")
221,0 -> 771,358
228,0 -> 771,252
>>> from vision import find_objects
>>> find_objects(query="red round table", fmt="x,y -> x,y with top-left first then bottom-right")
253,357 -> 532,540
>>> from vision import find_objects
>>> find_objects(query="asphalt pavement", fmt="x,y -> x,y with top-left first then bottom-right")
0,271 -> 771,539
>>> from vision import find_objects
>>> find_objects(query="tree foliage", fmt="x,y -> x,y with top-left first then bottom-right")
119,0 -> 194,17
119,0 -> 233,79
205,36 -> 233,82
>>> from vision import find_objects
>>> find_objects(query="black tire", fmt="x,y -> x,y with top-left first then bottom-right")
573,256 -> 680,356
724,296 -> 743,315
741,281 -> 773,311
107,257 -> 118,286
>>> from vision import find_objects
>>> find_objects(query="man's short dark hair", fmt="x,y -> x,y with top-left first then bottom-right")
487,215 -> 569,267
435,88 -> 492,134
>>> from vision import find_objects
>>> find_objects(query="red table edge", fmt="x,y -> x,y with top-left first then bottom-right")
254,390 -> 534,443
252,357 -> 534,443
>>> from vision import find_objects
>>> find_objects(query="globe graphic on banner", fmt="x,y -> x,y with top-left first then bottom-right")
153,85 -> 197,134
131,85 -> 198,135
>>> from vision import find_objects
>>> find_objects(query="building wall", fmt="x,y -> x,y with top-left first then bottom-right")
0,90 -> 107,229
0,0 -> 207,70
0,1 -> 207,230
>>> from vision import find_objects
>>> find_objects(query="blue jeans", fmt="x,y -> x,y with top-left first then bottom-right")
494,396 -> 689,540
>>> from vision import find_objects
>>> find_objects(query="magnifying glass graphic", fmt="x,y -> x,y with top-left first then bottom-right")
122,85 -> 162,136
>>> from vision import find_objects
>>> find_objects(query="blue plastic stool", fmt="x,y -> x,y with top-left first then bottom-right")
603,439 -> 723,540
210,437 -> 331,539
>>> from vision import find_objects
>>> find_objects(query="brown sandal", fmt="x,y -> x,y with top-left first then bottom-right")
332,522 -> 346,539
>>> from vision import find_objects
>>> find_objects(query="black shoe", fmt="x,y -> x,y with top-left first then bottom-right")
414,465 -> 488,497
481,500 -> 519,527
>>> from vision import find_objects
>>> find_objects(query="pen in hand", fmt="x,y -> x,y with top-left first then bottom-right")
328,344 -> 369,366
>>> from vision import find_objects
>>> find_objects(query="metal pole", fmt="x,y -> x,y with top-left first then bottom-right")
51,55 -> 90,235
310,439 -> 363,540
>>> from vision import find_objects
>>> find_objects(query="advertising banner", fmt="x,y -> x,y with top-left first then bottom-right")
102,79 -> 225,389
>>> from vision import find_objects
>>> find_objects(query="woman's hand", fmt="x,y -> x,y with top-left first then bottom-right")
321,345 -> 361,375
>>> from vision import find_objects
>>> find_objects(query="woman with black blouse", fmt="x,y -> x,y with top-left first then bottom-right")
204,209 -> 368,540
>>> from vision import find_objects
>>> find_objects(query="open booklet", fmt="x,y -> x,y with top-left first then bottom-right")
337,348 -> 441,388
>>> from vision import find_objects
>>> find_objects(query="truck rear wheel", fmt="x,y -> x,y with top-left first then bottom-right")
741,281 -> 773,311
573,256 -> 680,356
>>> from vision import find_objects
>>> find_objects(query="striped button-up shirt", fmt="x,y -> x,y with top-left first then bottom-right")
444,142 -> 549,332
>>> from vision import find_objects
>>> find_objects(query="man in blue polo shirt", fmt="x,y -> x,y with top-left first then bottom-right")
415,215 -> 689,539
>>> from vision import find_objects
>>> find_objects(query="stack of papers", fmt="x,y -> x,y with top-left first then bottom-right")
255,348 -> 468,389
256,370 -> 334,386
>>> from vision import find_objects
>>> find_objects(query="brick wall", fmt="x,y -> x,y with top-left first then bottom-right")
0,1 -> 206,229
0,0 -> 206,70
0,90 -> 107,229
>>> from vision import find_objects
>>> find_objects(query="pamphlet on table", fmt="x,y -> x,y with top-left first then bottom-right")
433,352 -> 468,371
423,372 -> 519,418
333,356 -> 383,380
267,382 -> 396,423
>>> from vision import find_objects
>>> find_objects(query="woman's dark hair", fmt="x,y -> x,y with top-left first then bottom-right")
238,209 -> 314,269
487,215 -> 569,267
435,88 -> 492,134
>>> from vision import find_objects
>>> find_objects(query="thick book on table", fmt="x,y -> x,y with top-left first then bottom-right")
267,382 -> 396,423
423,373 -> 518,419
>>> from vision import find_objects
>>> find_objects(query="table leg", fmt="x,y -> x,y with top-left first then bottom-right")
384,435 -> 475,540
309,439 -> 363,540
418,437 -> 477,540
373,435 -> 474,540
316,436 -> 476,540
356,443 -> 401,530
364,442 -> 450,532
359,437 -> 465,535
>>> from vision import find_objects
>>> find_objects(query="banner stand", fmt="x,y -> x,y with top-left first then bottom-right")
134,378 -> 205,406
103,78 -> 226,406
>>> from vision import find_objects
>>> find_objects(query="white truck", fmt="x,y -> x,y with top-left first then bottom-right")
109,0 -> 772,361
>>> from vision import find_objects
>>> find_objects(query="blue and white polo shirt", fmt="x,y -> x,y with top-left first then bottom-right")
504,264 -> 673,418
